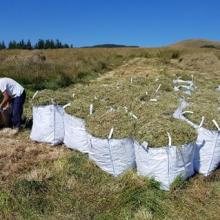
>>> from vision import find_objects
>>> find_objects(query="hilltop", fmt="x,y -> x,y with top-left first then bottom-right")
169,38 -> 220,49
82,44 -> 139,48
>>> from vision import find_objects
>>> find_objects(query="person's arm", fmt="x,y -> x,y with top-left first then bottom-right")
0,91 -> 10,109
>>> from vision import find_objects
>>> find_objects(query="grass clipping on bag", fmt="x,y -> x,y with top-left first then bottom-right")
185,88 -> 220,130
86,107 -> 136,138
134,116 -> 196,147
64,76 -> 197,146
31,89 -> 71,106
29,72 -> 198,146
133,92 -> 197,146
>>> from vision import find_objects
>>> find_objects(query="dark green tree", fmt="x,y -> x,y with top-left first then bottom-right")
35,39 -> 45,49
56,39 -> 62,48
8,40 -> 17,49
64,43 -> 69,48
6,39 -> 72,49
0,41 -> 6,49
26,40 -> 32,50
18,40 -> 25,49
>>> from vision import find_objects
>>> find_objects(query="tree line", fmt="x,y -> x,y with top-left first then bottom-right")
0,39 -> 73,50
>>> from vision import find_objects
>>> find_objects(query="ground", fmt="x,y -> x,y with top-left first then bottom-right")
1,47 -> 220,219
0,131 -> 67,185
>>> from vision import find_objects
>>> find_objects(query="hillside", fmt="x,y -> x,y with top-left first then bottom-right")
170,39 -> 220,49
82,44 -> 139,48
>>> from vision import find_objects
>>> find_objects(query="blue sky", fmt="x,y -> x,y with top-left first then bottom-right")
0,0 -> 220,47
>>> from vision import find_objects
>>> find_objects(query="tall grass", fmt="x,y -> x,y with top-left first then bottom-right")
0,48 -> 185,91
0,48 -> 148,90
0,62 -> 71,90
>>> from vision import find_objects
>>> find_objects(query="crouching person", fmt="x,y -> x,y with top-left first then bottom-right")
0,77 -> 26,133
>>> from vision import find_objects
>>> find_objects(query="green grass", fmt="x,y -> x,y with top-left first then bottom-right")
0,153 -> 163,219
0,152 -> 180,219
2,151 -> 220,219
0,62 -> 72,90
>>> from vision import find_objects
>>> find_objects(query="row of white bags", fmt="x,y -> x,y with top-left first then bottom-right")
30,105 -> 135,176
30,104 -> 220,190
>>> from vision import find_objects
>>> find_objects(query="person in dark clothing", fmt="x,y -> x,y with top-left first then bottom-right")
0,77 -> 26,133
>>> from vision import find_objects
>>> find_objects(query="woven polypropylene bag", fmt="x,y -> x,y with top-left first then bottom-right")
64,113 -> 90,153
89,136 -> 135,176
134,141 -> 195,190
30,105 -> 64,145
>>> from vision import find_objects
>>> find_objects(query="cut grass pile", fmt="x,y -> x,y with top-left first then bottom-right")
17,50 -> 219,146
31,69 -> 198,146
31,89 -> 71,106
184,88 -> 220,130
134,95 -> 197,146
169,60 -> 220,130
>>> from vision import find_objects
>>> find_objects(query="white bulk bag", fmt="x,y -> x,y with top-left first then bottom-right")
89,136 -> 135,176
195,123 -> 220,176
173,100 -> 220,176
64,113 -> 90,153
30,105 -> 64,145
134,135 -> 195,190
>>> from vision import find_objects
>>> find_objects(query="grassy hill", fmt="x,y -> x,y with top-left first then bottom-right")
82,44 -> 139,48
169,38 -> 220,49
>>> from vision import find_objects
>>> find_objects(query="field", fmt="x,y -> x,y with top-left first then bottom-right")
1,46 -> 220,219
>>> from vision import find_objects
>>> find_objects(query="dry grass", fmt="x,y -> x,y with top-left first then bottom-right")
0,130 -> 68,185
185,89 -> 220,129
0,48 -> 143,90
177,52 -> 220,72
37,57 -> 198,146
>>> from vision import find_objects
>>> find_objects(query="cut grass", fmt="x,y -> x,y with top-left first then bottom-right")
29,56 -> 220,146
32,71 -> 197,146
184,88 -> 220,130
30,89 -> 72,106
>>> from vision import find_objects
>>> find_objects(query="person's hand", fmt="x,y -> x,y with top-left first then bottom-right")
3,102 -> 10,110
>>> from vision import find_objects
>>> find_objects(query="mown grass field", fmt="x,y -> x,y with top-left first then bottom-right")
0,47 -> 220,219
